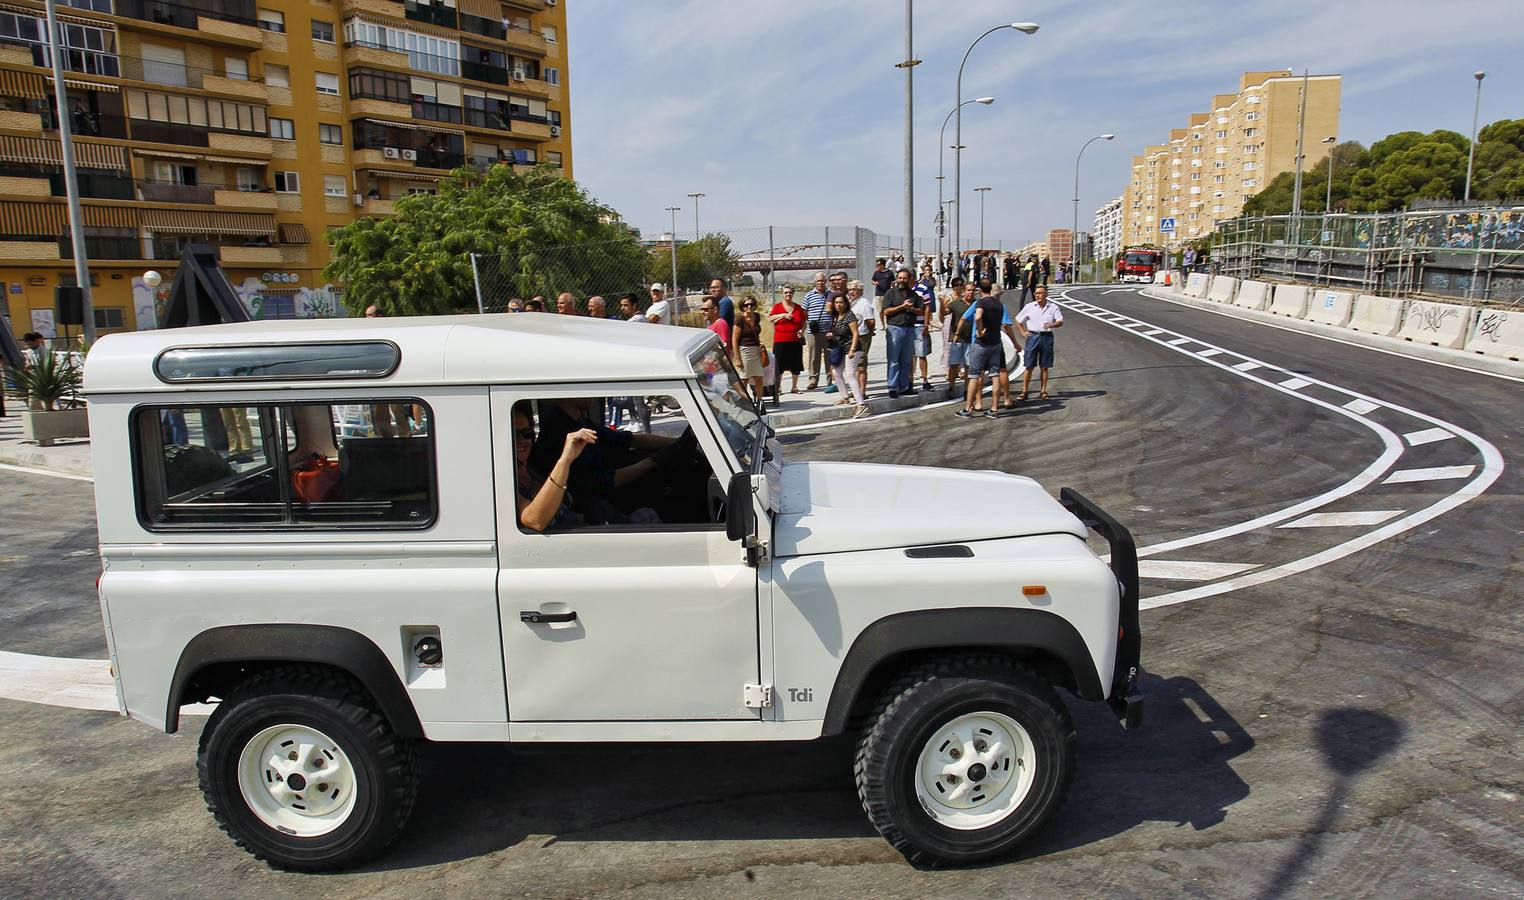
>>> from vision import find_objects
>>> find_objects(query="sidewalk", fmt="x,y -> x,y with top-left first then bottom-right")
0,413 -> 94,478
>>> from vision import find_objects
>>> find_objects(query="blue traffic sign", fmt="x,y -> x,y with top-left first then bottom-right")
1159,217 -> 1177,233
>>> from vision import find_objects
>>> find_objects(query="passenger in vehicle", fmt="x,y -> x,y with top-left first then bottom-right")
529,399 -> 692,524
514,405 -> 594,532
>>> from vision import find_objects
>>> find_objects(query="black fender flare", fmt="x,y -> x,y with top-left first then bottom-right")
165,624 -> 422,738
819,607 -> 1104,736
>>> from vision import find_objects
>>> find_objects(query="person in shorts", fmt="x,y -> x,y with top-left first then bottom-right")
847,280 -> 876,401
940,277 -> 971,399
913,264 -> 937,391
957,279 -> 1013,419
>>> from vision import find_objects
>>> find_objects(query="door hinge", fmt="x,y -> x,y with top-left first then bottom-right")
743,683 -> 772,709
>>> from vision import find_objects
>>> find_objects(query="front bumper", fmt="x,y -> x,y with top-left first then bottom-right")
1059,487 -> 1143,729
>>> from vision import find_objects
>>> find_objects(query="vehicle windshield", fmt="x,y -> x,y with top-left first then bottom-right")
691,345 -> 761,469
1124,252 -> 1158,266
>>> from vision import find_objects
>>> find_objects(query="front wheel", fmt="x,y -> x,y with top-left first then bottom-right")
854,655 -> 1075,867
197,667 -> 419,871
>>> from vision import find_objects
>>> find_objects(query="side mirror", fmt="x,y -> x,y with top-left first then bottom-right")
725,471 -> 754,542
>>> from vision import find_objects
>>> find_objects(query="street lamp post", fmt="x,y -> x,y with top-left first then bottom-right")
665,206 -> 681,303
1465,71 -> 1485,203
1322,136 -> 1337,214
975,187 -> 991,251
939,97 -> 993,268
1073,133 -> 1114,283
45,0 -> 95,343
1290,69 -> 1309,245
896,0 -> 920,270
955,23 -> 1036,264
686,192 -> 705,241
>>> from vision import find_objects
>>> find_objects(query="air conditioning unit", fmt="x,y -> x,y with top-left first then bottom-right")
550,125 -> 560,137
353,193 -> 364,206
512,69 -> 525,81
401,148 -> 418,160
383,147 -> 399,159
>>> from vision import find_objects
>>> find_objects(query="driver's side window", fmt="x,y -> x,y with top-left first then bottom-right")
511,395 -> 725,534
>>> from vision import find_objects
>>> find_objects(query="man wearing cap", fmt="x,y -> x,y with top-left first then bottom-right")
645,284 -> 672,325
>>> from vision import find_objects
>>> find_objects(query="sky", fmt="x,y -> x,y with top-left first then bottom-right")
566,1 -> 1524,249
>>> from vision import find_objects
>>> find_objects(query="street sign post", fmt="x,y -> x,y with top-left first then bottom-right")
1159,217 -> 1176,234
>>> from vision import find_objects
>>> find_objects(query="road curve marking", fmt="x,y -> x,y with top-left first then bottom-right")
0,461 -> 92,483
1280,510 -> 1406,528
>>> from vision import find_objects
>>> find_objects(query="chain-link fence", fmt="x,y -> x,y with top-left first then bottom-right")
1214,205 -> 1524,307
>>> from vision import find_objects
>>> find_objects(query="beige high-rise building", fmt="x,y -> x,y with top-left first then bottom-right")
1120,70 -> 1339,249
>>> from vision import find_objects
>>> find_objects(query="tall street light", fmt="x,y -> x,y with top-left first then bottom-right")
665,206 -> 681,301
939,97 -> 993,264
45,0 -> 95,343
895,0 -> 920,268
1073,133 -> 1114,282
1322,136 -> 1337,214
975,187 -> 991,251
1464,71 -> 1485,203
955,22 -> 1037,261
686,192 -> 705,241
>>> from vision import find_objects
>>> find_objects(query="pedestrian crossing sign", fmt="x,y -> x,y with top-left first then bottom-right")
1160,217 -> 1177,233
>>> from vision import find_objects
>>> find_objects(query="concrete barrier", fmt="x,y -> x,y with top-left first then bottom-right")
1397,298 -> 1474,349
1465,309 -> 1524,362
1206,276 -> 1238,303
1268,283 -> 1310,318
1348,294 -> 1405,336
1234,280 -> 1270,310
1305,289 -> 1355,328
1184,273 -> 1211,298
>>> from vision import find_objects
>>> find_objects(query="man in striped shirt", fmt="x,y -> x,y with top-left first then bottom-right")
803,272 -> 831,390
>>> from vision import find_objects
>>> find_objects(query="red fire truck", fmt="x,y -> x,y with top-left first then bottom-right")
1116,247 -> 1162,283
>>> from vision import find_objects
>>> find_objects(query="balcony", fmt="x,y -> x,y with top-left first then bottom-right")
220,244 -> 300,266
413,99 -> 463,126
0,176 -> 51,197
349,97 -> 412,119
0,241 -> 62,260
502,0 -> 545,10
214,188 -> 278,209
343,42 -> 410,70
0,110 -> 44,132
461,58 -> 510,86
41,108 -> 132,140
340,0 -> 403,18
464,107 -> 511,133
503,27 -> 547,55
403,0 -> 456,28
115,0 -> 259,31
117,55 -> 267,99
362,197 -> 395,215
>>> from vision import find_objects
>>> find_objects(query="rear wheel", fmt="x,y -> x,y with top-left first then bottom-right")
197,667 -> 418,872
854,655 -> 1075,867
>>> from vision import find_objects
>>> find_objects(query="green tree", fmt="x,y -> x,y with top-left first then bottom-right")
646,233 -> 740,291
325,164 -> 647,316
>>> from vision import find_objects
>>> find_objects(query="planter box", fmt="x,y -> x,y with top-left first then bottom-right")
22,408 -> 89,445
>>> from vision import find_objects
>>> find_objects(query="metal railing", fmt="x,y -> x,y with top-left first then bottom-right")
115,0 -> 259,28
1213,206 -> 1524,306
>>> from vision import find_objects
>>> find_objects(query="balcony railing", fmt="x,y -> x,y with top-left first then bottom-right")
118,54 -> 264,88
412,99 -> 462,125
2,37 -> 121,78
60,172 -> 136,200
116,0 -> 258,28
458,12 -> 543,45
42,109 -> 132,140
128,119 -> 211,147
414,149 -> 463,170
138,179 -> 269,205
402,0 -> 455,28
463,106 -> 509,132
61,235 -> 143,261
460,58 -> 508,85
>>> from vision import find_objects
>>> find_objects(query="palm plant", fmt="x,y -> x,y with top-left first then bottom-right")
5,349 -> 83,411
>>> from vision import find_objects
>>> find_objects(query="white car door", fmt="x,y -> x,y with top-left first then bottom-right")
490,383 -> 760,722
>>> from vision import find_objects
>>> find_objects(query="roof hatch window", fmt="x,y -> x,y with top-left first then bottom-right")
155,342 -> 399,382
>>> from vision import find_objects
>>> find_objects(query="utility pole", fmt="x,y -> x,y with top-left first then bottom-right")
45,0 -> 95,344
895,0 -> 919,271
1465,71 -> 1485,203
686,192 -> 705,241
975,187 -> 991,251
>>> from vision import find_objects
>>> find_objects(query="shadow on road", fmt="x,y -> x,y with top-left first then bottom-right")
359,672 -> 1257,873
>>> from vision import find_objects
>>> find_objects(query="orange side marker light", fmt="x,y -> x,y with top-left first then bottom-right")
1022,585 -> 1047,597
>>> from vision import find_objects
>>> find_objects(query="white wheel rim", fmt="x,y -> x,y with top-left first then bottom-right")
914,711 -> 1037,831
236,724 -> 358,837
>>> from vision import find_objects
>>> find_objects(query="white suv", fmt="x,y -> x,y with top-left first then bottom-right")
84,313 -> 1142,871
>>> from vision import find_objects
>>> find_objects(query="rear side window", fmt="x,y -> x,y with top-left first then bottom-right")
133,400 -> 435,529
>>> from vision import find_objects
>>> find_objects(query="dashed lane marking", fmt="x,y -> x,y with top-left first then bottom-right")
1233,361 -> 1262,372
1279,377 -> 1312,390
1382,465 -> 1477,484
1167,338 -> 1193,346
1137,560 -> 1260,581
1142,329 -> 1168,336
1197,348 -> 1225,358
1280,510 -> 1406,528
1343,399 -> 1381,415
1404,427 -> 1455,447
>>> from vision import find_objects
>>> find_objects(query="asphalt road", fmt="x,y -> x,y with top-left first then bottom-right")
0,284 -> 1519,898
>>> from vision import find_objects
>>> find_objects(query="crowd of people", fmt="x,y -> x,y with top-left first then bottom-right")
495,257 -> 1066,423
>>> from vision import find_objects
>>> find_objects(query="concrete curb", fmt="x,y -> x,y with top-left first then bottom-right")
0,438 -> 94,478
1138,287 -> 1524,381
766,385 -> 964,429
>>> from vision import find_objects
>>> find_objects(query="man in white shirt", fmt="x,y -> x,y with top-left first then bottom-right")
1014,285 -> 1064,401
847,280 -> 876,400
644,283 -> 672,325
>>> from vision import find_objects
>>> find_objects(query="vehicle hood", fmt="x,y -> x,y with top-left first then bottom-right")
772,461 -> 1087,557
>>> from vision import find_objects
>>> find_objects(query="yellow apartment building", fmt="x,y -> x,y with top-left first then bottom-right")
1120,69 -> 1339,250
0,0 -> 570,337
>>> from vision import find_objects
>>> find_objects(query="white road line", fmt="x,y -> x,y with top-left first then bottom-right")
1125,323 -> 1149,329
1137,560 -> 1260,581
0,650 -> 117,711
1167,338 -> 1193,346
1197,349 -> 1224,358
1142,329 -> 1168,336
0,461 -> 93,483
1233,361 -> 1262,372
1343,399 -> 1380,415
1404,427 -> 1454,447
1382,465 -> 1476,484
1281,510 -> 1405,528
1279,377 -> 1312,390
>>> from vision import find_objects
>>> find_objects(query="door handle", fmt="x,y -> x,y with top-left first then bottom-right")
520,610 -> 577,624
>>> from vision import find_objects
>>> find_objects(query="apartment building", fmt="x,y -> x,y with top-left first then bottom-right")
1046,228 -> 1072,265
1092,195 -> 1121,261
0,0 -> 570,336
1119,70 -> 1339,249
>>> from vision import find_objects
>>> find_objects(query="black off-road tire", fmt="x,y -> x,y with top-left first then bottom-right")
854,654 -> 1075,867
196,666 -> 419,872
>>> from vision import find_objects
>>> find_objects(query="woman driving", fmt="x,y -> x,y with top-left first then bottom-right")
514,404 -> 596,532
